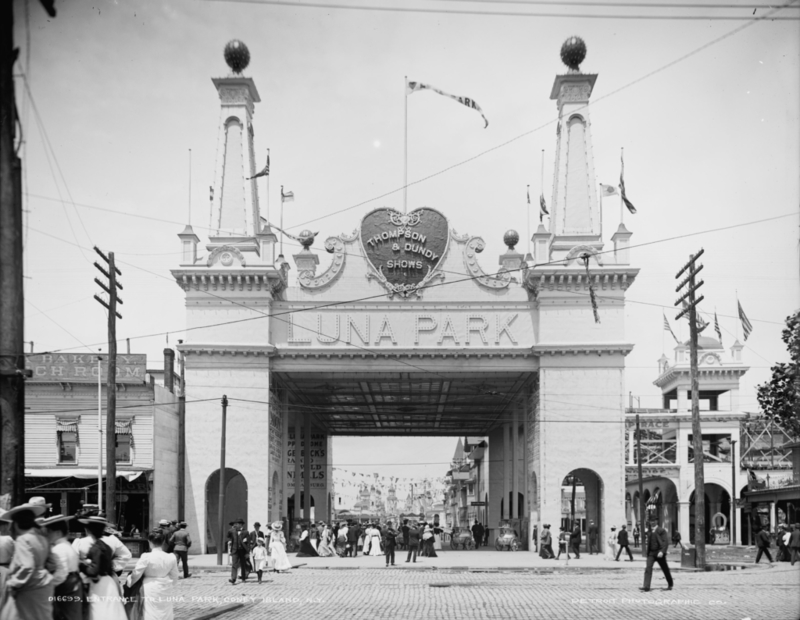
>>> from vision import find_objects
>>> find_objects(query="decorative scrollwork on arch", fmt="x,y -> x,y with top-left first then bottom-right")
207,245 -> 246,268
462,237 -> 511,290
564,245 -> 603,266
298,236 -> 348,290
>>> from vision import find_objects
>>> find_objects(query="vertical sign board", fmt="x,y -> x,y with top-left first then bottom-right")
286,429 -> 328,490
268,396 -> 284,519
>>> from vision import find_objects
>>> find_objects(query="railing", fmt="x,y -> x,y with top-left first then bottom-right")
626,440 -> 678,465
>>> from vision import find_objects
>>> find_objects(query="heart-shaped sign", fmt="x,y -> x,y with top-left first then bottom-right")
360,207 -> 450,297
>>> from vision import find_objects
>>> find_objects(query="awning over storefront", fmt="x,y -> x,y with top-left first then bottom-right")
741,484 -> 800,505
25,469 -> 146,481
55,418 -> 80,432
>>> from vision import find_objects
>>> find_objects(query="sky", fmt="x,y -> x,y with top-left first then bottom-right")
13,0 -> 800,486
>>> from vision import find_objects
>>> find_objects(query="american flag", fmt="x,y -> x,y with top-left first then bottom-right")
738,301 -> 753,341
663,313 -> 679,344
714,311 -> 723,344
619,152 -> 637,214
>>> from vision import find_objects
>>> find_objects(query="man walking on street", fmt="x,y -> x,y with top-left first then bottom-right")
171,521 -> 192,578
405,522 -> 420,563
471,520 -> 484,550
640,517 -> 673,592
569,522 -> 582,559
789,523 -> 800,566
227,518 -> 251,584
615,524 -> 634,561
348,521 -> 362,557
755,527 -> 773,564
587,520 -> 598,554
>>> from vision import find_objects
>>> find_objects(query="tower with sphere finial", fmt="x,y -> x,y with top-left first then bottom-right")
546,36 -> 602,258
208,40 -> 266,243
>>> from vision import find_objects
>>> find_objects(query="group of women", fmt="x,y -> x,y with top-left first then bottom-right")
0,497 -> 180,620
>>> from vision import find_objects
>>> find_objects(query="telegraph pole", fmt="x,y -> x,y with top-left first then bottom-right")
636,414 -> 646,558
217,395 -> 228,566
675,248 -> 706,568
94,247 -> 122,523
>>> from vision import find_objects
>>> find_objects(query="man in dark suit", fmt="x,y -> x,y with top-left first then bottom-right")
400,519 -> 410,551
471,520 -> 483,549
587,520 -> 599,554
347,520 -> 361,557
615,524 -> 634,561
227,518 -> 251,584
754,527 -> 773,564
790,523 -> 800,566
569,523 -> 582,559
641,517 -> 673,592
405,522 -> 420,563
382,521 -> 398,567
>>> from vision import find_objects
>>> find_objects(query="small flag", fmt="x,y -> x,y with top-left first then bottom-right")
738,300 -> 753,341
714,311 -> 723,344
248,150 -> 270,180
281,189 -> 294,203
663,312 -> 679,344
599,184 -> 618,197
209,186 -> 214,202
619,153 -> 637,214
407,80 -> 488,128
539,193 -> 549,221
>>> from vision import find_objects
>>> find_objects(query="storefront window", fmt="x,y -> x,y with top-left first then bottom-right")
115,433 -> 132,463
58,431 -> 77,463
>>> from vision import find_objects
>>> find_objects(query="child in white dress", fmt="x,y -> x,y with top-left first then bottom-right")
252,539 -> 269,583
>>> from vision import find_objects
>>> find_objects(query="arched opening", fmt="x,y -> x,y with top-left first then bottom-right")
689,484 -> 730,545
499,492 -> 525,520
561,468 -> 603,552
287,493 -> 316,530
205,468 -> 248,554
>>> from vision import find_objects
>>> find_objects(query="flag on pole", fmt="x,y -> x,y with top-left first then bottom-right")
681,300 -> 708,333
281,189 -> 294,202
663,312 -> 679,344
209,186 -> 214,202
619,153 -> 637,214
248,151 -> 270,180
599,184 -> 618,197
539,193 -> 549,221
738,300 -> 753,340
714,311 -> 723,344
407,81 -> 488,128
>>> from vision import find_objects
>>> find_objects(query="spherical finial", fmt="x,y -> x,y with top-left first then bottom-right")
298,229 -> 315,249
560,36 -> 586,71
503,230 -> 520,251
224,40 -> 250,74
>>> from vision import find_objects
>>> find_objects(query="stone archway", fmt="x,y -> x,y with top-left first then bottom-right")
562,468 -> 604,552
205,468 -> 248,554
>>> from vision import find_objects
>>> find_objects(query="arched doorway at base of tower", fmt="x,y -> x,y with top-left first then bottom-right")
287,493 -> 316,532
205,468 -> 248,554
561,468 -> 603,554
689,484 -> 730,545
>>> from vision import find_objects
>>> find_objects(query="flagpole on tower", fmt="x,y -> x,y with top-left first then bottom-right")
526,185 -> 531,256
188,149 -> 192,225
619,147 -> 625,225
280,185 -> 285,256
266,148 -> 270,226
404,75 -> 408,214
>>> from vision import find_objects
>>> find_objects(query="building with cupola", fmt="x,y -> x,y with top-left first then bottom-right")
625,336 -> 796,546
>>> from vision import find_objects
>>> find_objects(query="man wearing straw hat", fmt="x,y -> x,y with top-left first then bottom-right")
0,498 -> 56,620
40,514 -> 84,620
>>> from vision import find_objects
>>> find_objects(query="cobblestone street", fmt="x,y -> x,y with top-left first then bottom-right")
169,562 -> 800,620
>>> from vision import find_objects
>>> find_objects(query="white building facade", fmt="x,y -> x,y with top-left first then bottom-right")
173,39 -> 637,553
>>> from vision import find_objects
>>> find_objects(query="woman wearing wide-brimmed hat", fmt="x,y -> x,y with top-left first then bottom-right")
40,514 -> 84,620
77,515 -> 127,620
0,499 -> 55,620
126,528 -> 179,620
268,521 -> 292,572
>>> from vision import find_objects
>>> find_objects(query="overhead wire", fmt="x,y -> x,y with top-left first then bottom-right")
213,0 -> 800,20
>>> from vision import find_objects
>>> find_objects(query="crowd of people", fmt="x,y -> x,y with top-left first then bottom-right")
0,497 -> 188,620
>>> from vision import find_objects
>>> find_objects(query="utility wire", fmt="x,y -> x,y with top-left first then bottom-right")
212,0 -> 800,20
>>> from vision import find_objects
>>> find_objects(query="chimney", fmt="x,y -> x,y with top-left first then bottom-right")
163,348 -> 175,393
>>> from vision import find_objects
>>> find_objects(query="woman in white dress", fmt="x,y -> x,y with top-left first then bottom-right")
604,527 -> 617,561
269,522 -> 292,573
368,524 -> 382,557
317,524 -> 335,558
126,528 -> 179,620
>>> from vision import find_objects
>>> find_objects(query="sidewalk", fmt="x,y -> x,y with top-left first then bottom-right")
183,544 -> 783,573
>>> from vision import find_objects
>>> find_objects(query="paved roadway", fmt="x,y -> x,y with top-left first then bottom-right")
165,550 -> 800,620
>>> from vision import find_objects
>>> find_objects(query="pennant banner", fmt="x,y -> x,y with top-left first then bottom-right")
738,301 -> 753,341
407,81 -> 488,128
619,153 -> 637,214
